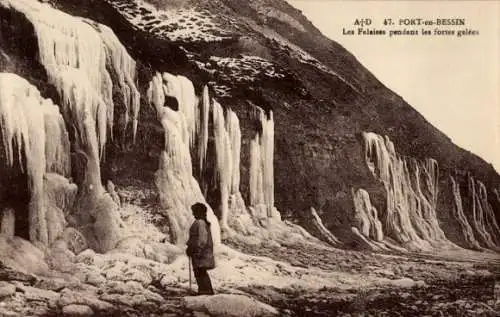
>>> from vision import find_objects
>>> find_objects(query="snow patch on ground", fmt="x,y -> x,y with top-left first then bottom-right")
160,245 -> 398,293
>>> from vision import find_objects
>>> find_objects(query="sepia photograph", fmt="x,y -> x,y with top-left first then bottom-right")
0,0 -> 498,316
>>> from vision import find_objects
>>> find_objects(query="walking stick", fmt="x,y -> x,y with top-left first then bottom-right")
188,256 -> 192,293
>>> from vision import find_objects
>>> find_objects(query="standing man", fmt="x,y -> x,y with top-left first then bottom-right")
186,203 -> 215,295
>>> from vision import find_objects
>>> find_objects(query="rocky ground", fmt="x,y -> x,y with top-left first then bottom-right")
228,239 -> 500,316
0,237 -> 499,317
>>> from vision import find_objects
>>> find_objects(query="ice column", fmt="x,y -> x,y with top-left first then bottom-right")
249,108 -> 275,217
212,101 -> 242,232
148,72 -> 220,245
197,86 -> 210,172
212,101 -> 231,231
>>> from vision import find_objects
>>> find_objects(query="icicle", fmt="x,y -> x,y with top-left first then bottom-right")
262,110 -> 275,216
178,76 -> 197,146
248,107 -> 275,217
0,73 -> 70,244
476,181 -> 500,246
43,100 -> 71,176
197,86 -> 210,173
54,69 -> 107,187
249,133 -> 263,206
212,101 -> 231,230
226,109 -> 241,194
95,23 -> 141,141
147,73 -> 166,115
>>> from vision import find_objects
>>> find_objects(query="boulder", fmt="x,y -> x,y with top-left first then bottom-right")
34,277 -> 68,291
183,294 -> 278,317
75,249 -> 97,265
86,271 -> 106,287
58,288 -> 114,312
0,281 -> 16,298
62,304 -> 94,316
0,236 -> 49,274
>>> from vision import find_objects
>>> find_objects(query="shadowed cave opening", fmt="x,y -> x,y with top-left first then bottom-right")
0,136 -> 31,240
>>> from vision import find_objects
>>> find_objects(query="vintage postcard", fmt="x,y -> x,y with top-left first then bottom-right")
0,0 -> 498,316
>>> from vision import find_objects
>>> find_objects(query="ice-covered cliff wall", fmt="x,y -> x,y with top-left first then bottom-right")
147,70 -> 281,244
0,0 -> 312,254
361,132 -> 451,251
0,0 -> 142,251
452,176 -> 500,250
352,131 -> 500,252
147,72 -> 221,246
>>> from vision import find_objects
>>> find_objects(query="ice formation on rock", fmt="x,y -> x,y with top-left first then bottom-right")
44,173 -> 78,245
450,176 -> 482,250
467,177 -> 500,249
212,101 -> 233,233
210,98 -> 247,236
0,0 -> 299,252
448,175 -> 500,251
362,132 -> 453,251
96,23 -> 141,141
308,208 -> 341,246
148,72 -> 221,246
352,189 -> 384,242
0,0 -> 142,251
226,110 -> 242,197
3,0 -> 141,155
159,73 -> 198,147
0,73 -> 70,245
354,133 -> 500,252
249,108 -> 275,218
148,71 -> 284,243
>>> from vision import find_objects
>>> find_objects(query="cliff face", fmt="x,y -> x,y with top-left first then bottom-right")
0,0 -> 498,256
